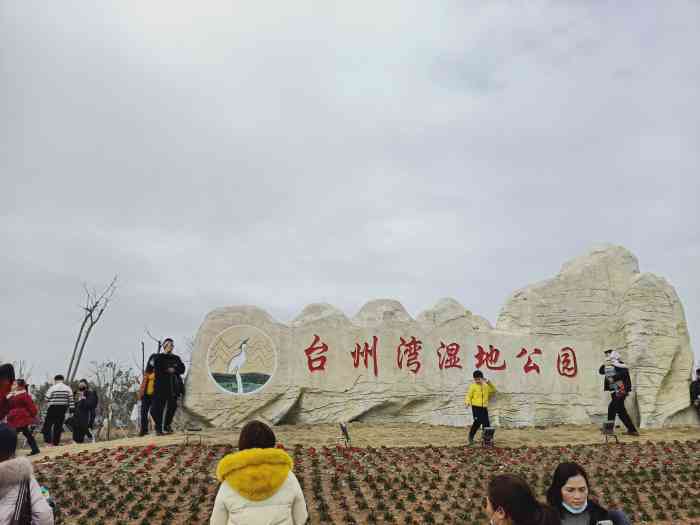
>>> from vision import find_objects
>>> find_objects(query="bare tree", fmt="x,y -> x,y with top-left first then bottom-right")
182,337 -> 195,378
89,360 -> 139,441
66,276 -> 117,382
12,360 -> 34,383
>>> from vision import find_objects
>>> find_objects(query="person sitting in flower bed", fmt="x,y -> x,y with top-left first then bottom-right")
210,420 -> 308,525
0,423 -> 54,524
486,474 -> 560,525
546,462 -> 630,525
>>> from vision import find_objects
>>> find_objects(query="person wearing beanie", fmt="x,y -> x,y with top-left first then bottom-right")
465,370 -> 496,445
210,420 -> 308,525
0,423 -> 54,524
599,349 -> 639,436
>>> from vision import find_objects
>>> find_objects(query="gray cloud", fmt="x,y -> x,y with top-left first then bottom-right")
2,1 -> 698,379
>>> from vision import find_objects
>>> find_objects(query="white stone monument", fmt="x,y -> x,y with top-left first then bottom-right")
184,245 -> 695,429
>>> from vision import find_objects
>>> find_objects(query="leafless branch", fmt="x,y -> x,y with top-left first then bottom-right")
67,275 -> 118,382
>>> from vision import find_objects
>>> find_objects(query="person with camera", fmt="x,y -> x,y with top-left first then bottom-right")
546,462 -> 630,525
598,349 -> 639,436
70,379 -> 98,444
465,370 -> 496,445
146,338 -> 185,435
691,368 -> 700,419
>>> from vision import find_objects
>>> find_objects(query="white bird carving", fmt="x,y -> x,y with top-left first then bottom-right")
227,338 -> 249,393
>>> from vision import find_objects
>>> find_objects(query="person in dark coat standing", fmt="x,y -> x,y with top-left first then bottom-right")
146,338 -> 185,435
691,368 -> 700,419
5,380 -> 40,455
598,349 -> 639,436
0,363 -> 15,422
71,380 -> 98,444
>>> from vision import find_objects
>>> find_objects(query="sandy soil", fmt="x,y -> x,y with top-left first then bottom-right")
29,422 -> 700,461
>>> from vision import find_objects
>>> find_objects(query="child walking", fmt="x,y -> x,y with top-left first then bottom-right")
465,370 -> 496,444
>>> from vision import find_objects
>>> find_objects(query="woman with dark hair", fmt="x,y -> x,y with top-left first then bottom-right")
486,474 -> 560,525
6,379 -> 40,455
210,420 -> 308,525
546,462 -> 630,525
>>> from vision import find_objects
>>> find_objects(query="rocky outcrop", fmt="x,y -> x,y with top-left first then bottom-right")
497,244 -> 695,427
184,245 -> 695,429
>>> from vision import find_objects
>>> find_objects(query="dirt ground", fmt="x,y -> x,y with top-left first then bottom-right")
29,422 -> 700,461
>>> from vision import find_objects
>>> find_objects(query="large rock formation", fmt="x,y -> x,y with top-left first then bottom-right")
497,244 -> 695,427
184,245 -> 695,429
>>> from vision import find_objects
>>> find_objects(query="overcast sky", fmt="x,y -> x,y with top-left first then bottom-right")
2,1 -> 698,382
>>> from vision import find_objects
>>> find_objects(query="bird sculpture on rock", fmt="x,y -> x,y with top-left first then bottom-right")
227,338 -> 249,393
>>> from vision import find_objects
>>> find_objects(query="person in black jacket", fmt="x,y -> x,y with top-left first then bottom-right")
598,349 -> 639,436
547,462 -> 631,525
146,338 -> 186,436
691,368 -> 700,419
72,379 -> 98,443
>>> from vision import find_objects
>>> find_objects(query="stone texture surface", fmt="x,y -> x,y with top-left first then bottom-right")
184,245 -> 695,429
497,244 -> 695,428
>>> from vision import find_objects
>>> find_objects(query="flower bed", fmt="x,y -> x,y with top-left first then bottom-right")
33,439 -> 700,524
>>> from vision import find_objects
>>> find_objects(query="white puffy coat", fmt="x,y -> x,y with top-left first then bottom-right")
209,448 -> 307,525
0,457 -> 54,525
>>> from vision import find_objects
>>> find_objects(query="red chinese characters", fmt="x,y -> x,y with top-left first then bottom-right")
304,334 -> 329,372
437,342 -> 462,370
474,344 -> 507,371
556,346 -> 578,378
396,336 -> 422,374
352,336 -> 379,377
516,347 -> 542,374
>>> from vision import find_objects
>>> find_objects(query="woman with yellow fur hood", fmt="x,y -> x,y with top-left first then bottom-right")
210,420 -> 308,525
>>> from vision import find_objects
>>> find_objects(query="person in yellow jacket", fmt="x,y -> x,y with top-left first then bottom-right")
465,370 -> 496,444
210,420 -> 308,525
137,372 -> 155,436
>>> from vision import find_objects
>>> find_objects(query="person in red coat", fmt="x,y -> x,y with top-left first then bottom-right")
5,379 -> 40,455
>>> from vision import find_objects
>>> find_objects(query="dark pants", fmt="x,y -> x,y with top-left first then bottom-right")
18,426 -> 40,454
151,395 -> 178,432
140,395 -> 153,434
469,406 -> 490,441
608,394 -> 637,432
72,416 -> 90,443
42,405 -> 68,446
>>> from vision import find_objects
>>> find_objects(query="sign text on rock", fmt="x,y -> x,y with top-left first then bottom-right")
301,335 -> 579,380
